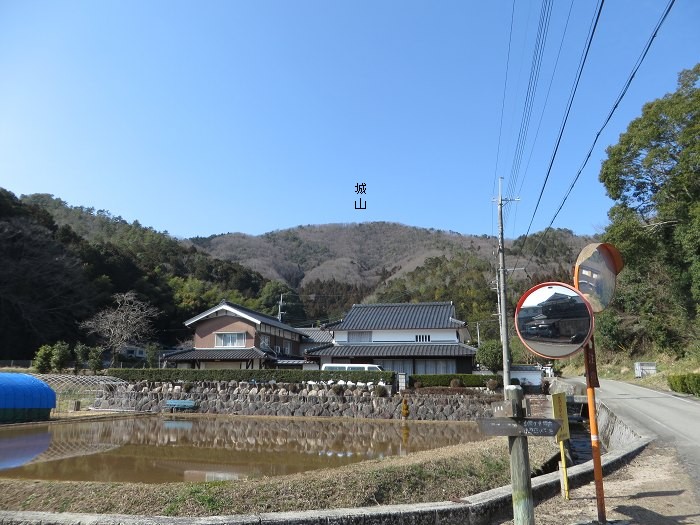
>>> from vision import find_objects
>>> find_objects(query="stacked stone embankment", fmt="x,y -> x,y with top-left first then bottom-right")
94,380 -> 499,421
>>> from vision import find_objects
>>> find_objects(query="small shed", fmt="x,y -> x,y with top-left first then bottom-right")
634,362 -> 657,378
0,373 -> 56,423
510,365 -> 544,394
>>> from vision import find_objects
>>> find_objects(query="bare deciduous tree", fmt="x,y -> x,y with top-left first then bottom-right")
80,291 -> 160,367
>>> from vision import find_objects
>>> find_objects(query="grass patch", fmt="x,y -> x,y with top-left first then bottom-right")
559,351 -> 700,394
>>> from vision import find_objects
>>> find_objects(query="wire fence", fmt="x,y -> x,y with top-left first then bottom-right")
29,374 -> 128,414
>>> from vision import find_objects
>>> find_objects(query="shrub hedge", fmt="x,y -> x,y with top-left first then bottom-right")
106,369 -> 502,390
668,373 -> 700,396
106,368 -> 395,385
409,374 -> 502,388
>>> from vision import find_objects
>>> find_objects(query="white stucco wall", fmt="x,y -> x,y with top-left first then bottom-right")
333,328 -> 458,343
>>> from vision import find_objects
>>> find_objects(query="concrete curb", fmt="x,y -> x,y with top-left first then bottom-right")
0,401 -> 652,525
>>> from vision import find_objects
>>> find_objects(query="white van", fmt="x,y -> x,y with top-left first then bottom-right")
321,363 -> 383,372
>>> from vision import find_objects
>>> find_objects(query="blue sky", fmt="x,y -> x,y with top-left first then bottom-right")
1,1 -> 698,240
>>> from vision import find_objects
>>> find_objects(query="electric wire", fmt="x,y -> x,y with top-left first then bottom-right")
509,0 -> 605,276
491,0 -> 517,241
504,0 -> 554,220
517,0 -> 677,275
510,0 -> 575,238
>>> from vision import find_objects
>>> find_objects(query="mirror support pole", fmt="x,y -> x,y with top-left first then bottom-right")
584,339 -> 606,523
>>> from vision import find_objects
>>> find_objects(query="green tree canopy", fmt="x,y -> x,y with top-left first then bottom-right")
375,253 -> 498,340
476,340 -> 503,374
599,64 -> 700,356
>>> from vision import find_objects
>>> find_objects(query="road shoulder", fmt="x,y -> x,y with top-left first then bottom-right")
501,442 -> 700,524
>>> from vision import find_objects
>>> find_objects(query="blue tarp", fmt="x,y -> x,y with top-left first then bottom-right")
0,373 -> 56,409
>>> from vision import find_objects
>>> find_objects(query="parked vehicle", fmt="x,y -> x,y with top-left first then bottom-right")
321,363 -> 384,372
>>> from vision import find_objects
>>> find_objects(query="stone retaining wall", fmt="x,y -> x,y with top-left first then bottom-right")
94,381 -> 500,421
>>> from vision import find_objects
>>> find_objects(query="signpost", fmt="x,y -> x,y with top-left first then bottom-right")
497,242 -> 622,524
551,392 -> 570,499
478,416 -> 561,437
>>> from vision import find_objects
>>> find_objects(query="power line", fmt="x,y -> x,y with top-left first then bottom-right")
522,0 -> 605,238
505,0 -> 554,211
491,0 -> 517,238
509,0 -> 605,275
518,0 -> 677,273
510,0 -> 575,238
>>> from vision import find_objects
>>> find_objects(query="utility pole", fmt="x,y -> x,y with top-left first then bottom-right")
496,177 -> 518,394
277,294 -> 286,322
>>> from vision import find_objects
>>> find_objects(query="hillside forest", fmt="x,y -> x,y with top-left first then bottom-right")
0,64 -> 697,367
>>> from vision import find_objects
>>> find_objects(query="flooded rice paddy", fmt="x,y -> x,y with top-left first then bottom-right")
0,416 -> 487,483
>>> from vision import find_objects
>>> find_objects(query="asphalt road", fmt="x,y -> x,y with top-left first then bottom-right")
567,377 -> 700,499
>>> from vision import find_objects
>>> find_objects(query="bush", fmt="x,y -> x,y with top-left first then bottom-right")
373,384 -> 389,397
107,368 -> 395,385
688,375 -> 700,396
33,345 -> 53,374
73,343 -> 90,374
409,374 -> 502,388
449,378 -> 464,388
50,341 -> 71,372
670,373 -> 700,396
88,346 -> 104,374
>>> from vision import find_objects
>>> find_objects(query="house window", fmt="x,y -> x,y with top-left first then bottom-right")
415,335 -> 431,342
260,335 -> 271,348
415,359 -> 455,374
283,340 -> 292,354
348,331 -> 372,343
215,332 -> 246,348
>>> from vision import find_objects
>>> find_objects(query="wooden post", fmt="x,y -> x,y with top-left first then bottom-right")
506,385 -> 535,525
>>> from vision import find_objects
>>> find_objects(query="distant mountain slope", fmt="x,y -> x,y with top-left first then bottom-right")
191,223 -> 499,287
192,222 -> 597,288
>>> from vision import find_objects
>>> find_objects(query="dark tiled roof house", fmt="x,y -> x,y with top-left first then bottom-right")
306,302 -> 477,375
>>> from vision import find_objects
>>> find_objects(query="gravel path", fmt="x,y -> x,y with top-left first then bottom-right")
500,442 -> 700,525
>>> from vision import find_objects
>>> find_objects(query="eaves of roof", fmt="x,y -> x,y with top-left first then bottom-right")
302,343 -> 335,355
164,348 -> 268,361
296,328 -> 334,343
305,343 -> 476,358
183,301 -> 305,335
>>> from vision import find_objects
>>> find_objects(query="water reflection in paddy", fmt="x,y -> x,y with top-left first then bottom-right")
0,416 -> 487,483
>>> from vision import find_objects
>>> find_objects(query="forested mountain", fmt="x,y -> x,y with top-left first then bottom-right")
5,190 -> 595,360
1,190 -> 268,360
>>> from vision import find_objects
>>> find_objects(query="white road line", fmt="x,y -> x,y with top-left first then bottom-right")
599,380 -> 699,406
605,394 -> 697,444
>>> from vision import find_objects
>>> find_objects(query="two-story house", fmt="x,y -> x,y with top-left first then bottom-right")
306,302 -> 477,374
164,301 -> 307,369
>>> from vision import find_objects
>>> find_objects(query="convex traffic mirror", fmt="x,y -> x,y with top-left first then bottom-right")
574,242 -> 624,313
515,282 -> 594,359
